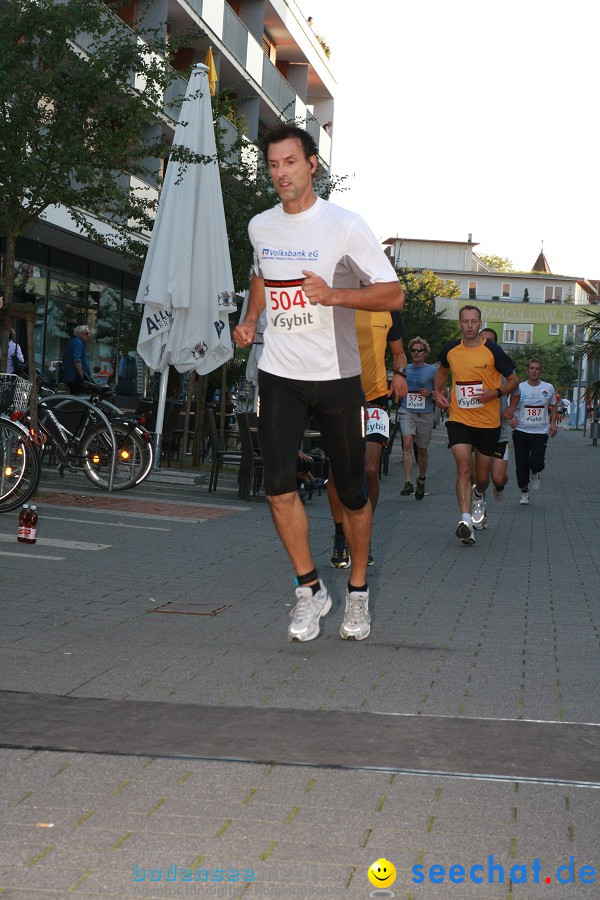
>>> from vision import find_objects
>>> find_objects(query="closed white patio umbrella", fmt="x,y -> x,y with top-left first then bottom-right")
136,63 -> 235,460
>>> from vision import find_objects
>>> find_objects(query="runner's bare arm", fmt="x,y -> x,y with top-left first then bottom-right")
233,275 -> 265,348
300,271 -> 404,311
504,389 -> 520,419
388,337 -> 408,401
433,365 -> 450,408
480,372 -> 519,404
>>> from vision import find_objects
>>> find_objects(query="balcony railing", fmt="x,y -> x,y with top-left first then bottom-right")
223,2 -> 249,66
262,56 -> 296,117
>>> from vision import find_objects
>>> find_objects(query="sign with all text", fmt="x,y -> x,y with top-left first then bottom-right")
435,299 -> 595,325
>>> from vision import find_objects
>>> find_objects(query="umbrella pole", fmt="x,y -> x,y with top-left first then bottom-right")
153,367 -> 169,469
219,362 -> 227,447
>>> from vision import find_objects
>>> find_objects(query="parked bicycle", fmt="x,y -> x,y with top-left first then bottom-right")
0,374 -> 41,513
28,380 -> 154,491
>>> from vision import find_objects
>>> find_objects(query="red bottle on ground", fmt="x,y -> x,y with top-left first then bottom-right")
17,504 -> 29,542
25,506 -> 38,545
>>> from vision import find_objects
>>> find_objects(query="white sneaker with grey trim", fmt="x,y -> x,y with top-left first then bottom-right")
340,588 -> 371,640
471,487 -> 487,529
531,472 -> 541,490
456,519 -> 476,544
519,492 -> 530,505
288,580 -> 332,642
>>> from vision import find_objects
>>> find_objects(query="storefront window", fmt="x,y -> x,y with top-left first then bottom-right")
49,273 -> 87,303
88,282 -> 120,386
44,297 -> 86,386
13,260 -> 47,303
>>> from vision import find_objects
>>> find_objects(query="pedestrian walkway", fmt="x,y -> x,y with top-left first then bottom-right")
0,428 -> 598,897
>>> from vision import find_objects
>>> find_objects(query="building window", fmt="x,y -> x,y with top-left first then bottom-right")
468,281 -> 477,300
565,324 -> 576,343
549,324 -> 559,336
503,325 -> 533,344
502,283 -> 511,298
108,1 -> 136,28
544,285 -> 563,303
262,31 -> 276,62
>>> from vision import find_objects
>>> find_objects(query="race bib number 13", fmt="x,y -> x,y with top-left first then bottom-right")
455,380 -> 484,409
264,278 -> 322,334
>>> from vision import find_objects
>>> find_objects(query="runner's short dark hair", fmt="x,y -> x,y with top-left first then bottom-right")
459,304 -> 482,321
528,357 -> 542,369
480,327 -> 498,342
262,123 -> 318,163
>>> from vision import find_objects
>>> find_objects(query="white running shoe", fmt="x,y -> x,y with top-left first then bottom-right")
340,588 -> 371,640
456,520 -> 476,545
519,492 -> 530,505
531,472 -> 541,491
288,580 -> 332,642
492,485 -> 504,501
471,487 -> 487,529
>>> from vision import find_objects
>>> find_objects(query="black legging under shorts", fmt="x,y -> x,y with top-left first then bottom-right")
257,370 -> 368,510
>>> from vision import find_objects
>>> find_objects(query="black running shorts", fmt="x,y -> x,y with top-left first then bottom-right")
257,371 -> 368,509
446,420 -> 501,457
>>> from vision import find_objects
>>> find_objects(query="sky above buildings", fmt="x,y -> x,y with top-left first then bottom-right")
302,0 -> 599,278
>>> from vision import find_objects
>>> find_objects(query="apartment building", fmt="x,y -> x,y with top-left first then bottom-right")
3,0 -> 334,391
383,236 -> 597,350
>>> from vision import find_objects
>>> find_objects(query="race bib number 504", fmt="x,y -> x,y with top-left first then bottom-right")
264,278 -> 322,334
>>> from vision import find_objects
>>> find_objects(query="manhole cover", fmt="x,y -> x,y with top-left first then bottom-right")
150,601 -> 232,616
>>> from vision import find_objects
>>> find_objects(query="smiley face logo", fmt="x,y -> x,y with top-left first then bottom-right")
368,858 -> 396,888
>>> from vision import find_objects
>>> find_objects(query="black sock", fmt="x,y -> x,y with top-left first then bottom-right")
348,582 -> 368,593
334,522 -> 344,537
296,569 -> 319,589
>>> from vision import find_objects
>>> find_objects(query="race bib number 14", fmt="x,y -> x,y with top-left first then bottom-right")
366,406 -> 389,439
264,278 -> 322,334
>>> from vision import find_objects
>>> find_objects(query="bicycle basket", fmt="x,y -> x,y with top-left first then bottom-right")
0,373 -> 32,414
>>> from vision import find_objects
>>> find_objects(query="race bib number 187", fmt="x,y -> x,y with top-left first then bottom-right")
264,278 -> 322,334
523,405 -> 546,426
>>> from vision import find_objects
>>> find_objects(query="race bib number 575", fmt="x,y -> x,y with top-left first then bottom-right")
264,278 -> 322,334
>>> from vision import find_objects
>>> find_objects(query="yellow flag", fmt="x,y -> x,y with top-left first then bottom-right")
205,47 -> 218,96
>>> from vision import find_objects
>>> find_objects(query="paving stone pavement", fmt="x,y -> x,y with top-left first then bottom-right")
0,426 -> 599,898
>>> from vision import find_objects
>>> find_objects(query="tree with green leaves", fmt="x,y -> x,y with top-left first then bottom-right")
577,307 -> 600,402
393,268 -> 460,364
477,254 -> 514,272
0,0 -> 204,365
507,343 -> 577,392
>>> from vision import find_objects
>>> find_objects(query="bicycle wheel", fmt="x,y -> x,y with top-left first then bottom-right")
81,422 -> 150,491
0,420 -> 41,513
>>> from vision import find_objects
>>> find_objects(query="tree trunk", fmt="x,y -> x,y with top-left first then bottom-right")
0,233 -> 17,371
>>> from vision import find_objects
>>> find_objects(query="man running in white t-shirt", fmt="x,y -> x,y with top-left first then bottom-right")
233,124 -> 404,643
506,357 -> 558,504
